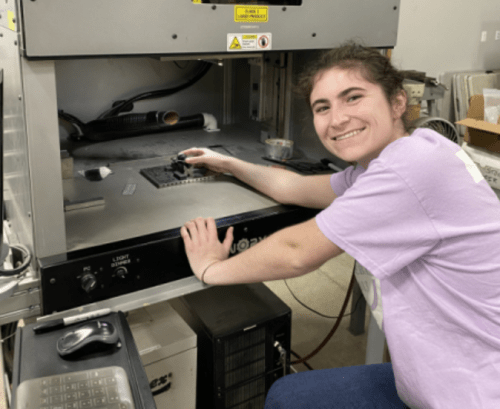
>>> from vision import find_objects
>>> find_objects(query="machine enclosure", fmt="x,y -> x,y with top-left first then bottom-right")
0,0 -> 400,320
19,0 -> 400,58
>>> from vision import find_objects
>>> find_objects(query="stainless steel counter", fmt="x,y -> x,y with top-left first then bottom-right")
63,126 -> 302,252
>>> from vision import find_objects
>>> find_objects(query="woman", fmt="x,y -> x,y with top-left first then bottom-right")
180,43 -> 500,408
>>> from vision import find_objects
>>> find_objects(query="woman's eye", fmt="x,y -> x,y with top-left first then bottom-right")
347,95 -> 362,102
314,106 -> 328,114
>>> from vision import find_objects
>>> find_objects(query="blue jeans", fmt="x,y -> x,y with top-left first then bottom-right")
264,363 -> 410,409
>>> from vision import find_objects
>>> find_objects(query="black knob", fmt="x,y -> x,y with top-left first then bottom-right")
81,273 -> 97,293
115,267 -> 128,279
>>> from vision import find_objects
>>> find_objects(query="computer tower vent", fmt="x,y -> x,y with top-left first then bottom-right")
225,327 -> 266,387
226,376 -> 266,409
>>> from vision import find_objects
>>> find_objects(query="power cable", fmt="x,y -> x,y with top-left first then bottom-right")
97,61 -> 212,119
0,331 -> 16,343
59,61 -> 213,140
173,60 -> 190,69
0,244 -> 31,276
284,278 -> 363,319
290,350 -> 314,371
290,267 -> 356,365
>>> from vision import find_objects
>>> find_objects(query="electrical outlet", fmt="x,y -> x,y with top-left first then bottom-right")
496,31 -> 500,40
481,31 -> 487,42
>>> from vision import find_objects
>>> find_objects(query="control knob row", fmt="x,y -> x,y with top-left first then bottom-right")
80,267 -> 129,293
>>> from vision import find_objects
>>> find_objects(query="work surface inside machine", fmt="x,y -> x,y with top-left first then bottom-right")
63,126 -> 307,252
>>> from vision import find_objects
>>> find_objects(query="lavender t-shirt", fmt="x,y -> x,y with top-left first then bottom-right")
316,128 -> 500,408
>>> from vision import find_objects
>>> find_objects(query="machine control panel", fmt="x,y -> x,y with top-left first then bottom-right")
39,206 -> 318,314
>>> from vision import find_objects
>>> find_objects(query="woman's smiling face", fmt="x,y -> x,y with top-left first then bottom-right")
310,67 -> 407,168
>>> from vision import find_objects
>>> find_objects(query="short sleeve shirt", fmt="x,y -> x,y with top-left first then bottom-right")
316,128 -> 500,408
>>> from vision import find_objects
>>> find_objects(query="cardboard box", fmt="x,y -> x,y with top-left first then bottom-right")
127,301 -> 197,409
462,141 -> 500,190
456,94 -> 500,153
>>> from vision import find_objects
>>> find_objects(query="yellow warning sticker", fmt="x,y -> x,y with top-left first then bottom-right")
227,33 -> 272,52
235,6 -> 268,23
229,37 -> 242,50
8,10 -> 16,31
192,0 -> 202,3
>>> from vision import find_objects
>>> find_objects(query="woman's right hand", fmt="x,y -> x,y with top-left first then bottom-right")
180,147 -> 232,174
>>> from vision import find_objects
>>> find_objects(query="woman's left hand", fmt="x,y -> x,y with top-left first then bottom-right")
180,217 -> 234,281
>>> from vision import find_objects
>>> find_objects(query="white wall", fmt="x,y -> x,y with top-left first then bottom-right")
392,0 -> 500,76
390,0 -> 500,119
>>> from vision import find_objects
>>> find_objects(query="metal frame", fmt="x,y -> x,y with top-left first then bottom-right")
19,0 -> 400,58
21,59 -> 66,258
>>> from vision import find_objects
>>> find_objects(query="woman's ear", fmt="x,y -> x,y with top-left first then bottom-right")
391,90 -> 408,120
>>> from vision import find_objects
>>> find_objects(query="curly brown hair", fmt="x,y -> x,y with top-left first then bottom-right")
296,42 -> 410,131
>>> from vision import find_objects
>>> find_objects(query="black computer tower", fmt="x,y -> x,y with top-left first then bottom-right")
170,283 -> 291,409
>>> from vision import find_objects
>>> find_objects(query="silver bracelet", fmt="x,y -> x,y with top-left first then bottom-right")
200,261 -> 219,284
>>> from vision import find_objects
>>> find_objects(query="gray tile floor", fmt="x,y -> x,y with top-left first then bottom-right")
264,254 -> 371,373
